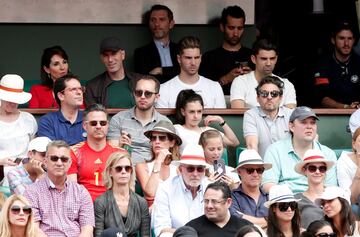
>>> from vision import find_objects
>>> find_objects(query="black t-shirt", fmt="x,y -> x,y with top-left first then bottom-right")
186,214 -> 252,237
200,47 -> 254,95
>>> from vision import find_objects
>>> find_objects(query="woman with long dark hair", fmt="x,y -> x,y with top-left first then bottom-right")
300,220 -> 335,237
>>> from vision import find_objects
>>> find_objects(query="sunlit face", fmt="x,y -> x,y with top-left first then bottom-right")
257,83 -> 282,112
322,198 -> 342,218
303,162 -> 326,185
289,117 -> 317,143
177,48 -> 201,77
58,78 -> 83,107
204,188 -> 231,223
203,137 -> 224,164
150,131 -> 175,156
149,9 -> 174,40
110,158 -> 132,185
251,49 -> 277,76
84,111 -> 108,140
237,164 -> 263,188
221,16 -> 245,46
44,54 -> 69,81
0,100 -> 18,113
100,50 -> 125,74
133,79 -> 159,111
179,164 -> 205,189
44,146 -> 71,178
315,225 -> 335,237
181,101 -> 203,127
332,30 -> 355,57
273,203 -> 295,222
8,200 -> 31,227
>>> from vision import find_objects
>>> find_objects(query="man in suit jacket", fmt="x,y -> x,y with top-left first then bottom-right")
134,4 -> 179,84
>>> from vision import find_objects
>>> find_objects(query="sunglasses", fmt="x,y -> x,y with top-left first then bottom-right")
49,155 -> 70,163
258,90 -> 281,98
306,165 -> 327,173
87,120 -> 108,126
10,205 -> 32,215
317,233 -> 337,237
184,166 -> 205,173
134,90 -> 157,98
277,201 -> 298,212
113,165 -> 133,173
150,135 -> 168,142
242,167 -> 265,174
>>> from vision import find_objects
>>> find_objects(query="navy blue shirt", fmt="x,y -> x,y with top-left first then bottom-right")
37,110 -> 85,145
230,184 -> 268,218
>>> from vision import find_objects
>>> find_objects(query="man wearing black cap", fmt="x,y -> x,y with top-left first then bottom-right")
261,106 -> 338,193
85,37 -> 139,108
314,19 -> 360,108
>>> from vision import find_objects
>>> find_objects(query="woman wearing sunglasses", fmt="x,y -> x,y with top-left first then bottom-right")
136,120 -> 182,208
174,89 -> 239,154
301,220 -> 336,237
94,152 -> 150,237
315,186 -> 360,237
0,194 -> 45,237
293,149 -> 335,228
264,184 -> 302,237
198,129 -> 240,190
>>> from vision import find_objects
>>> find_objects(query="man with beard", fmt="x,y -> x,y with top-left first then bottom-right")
261,106 -> 338,193
107,75 -> 170,164
200,5 -> 253,95
134,4 -> 179,84
314,19 -> 360,108
157,36 -> 226,108
85,37 -> 137,108
230,39 -> 297,109
67,103 -> 126,201
243,76 -> 293,157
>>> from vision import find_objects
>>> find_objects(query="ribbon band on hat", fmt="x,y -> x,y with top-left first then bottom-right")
237,158 -> 263,167
270,194 -> 295,203
0,85 -> 23,93
181,155 -> 206,162
303,155 -> 323,161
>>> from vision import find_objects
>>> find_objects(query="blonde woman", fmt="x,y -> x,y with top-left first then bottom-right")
0,194 -> 45,237
94,152 -> 150,237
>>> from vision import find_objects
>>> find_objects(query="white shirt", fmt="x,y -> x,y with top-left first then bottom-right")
349,108 -> 360,135
337,151 -> 356,190
152,174 -> 208,237
156,75 -> 226,108
230,71 -> 297,108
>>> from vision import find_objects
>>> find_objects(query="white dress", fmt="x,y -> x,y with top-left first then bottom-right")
337,151 -> 356,190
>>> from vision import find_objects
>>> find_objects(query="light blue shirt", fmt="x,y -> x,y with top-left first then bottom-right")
152,174 -> 209,237
154,40 -> 173,67
261,138 -> 338,193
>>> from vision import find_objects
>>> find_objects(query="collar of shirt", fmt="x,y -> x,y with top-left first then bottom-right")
44,174 -> 68,190
56,110 -> 83,124
154,39 -> 170,48
130,106 -> 158,124
178,174 -> 205,194
258,106 -> 286,119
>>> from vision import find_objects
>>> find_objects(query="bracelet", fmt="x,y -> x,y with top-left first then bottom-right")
219,121 -> 226,127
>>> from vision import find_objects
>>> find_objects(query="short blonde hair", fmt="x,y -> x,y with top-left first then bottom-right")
102,152 -> 135,189
0,195 -> 38,237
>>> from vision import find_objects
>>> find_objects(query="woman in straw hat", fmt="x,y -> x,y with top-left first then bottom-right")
265,184 -> 302,237
293,149 -> 335,228
174,89 -> 239,153
0,74 -> 37,191
135,120 -> 182,208
315,186 -> 360,237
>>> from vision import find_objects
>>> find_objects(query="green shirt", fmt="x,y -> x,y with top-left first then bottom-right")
107,76 -> 135,108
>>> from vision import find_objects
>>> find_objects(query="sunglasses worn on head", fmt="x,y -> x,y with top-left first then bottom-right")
185,166 -> 205,173
258,90 -> 281,98
242,167 -> 265,174
10,205 -> 32,215
88,120 -> 108,126
134,90 -> 157,98
113,165 -> 132,173
307,165 -> 327,173
49,155 -> 70,163
277,201 -> 297,212
316,233 -> 337,237
150,135 -> 168,142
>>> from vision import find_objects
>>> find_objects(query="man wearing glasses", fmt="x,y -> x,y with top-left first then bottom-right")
230,38 -> 297,109
261,106 -> 338,193
230,149 -> 272,229
108,75 -> 170,164
85,37 -> 139,108
38,74 -> 86,145
24,140 -> 94,237
243,76 -> 293,157
152,144 -> 209,237
67,103 -> 126,201
186,181 -> 253,237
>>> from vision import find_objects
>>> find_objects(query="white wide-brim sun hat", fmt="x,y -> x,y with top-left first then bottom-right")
0,74 -> 31,104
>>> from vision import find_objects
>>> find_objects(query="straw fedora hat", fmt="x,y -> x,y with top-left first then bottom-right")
0,74 -> 31,104
264,184 -> 301,208
233,149 -> 272,171
294,149 -> 335,175
172,144 -> 210,168
144,120 -> 182,145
